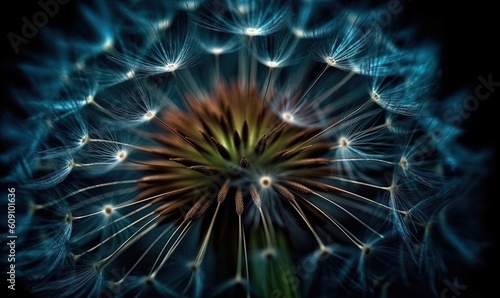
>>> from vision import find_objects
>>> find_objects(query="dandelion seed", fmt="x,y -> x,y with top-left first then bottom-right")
245,27 -> 261,36
282,112 -> 294,123
116,150 -> 127,161
125,69 -> 136,79
102,38 -> 114,51
259,176 -> 272,188
102,205 -> 114,216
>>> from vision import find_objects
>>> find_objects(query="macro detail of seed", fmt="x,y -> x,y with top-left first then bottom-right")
140,82 -> 334,226
1,0 -> 489,297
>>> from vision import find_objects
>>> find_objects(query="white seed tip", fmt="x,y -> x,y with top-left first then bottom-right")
292,28 -> 305,38
339,137 -> 349,148
102,39 -> 113,51
282,112 -> 294,123
164,63 -> 178,72
261,248 -> 276,259
103,204 -> 114,216
65,213 -> 73,224
116,150 -> 127,161
399,157 -> 409,170
259,176 -> 272,188
75,61 -> 85,70
86,95 -> 95,104
182,1 -> 199,11
326,56 -> 336,66
266,61 -> 279,68
318,245 -> 332,259
237,4 -> 249,14
156,19 -> 171,30
144,110 -> 155,120
385,117 -> 392,127
125,70 -> 135,79
245,27 -> 260,36
210,47 -> 223,55
81,135 -> 89,145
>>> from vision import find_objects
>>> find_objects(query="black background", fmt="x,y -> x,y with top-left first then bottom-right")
1,1 -> 497,297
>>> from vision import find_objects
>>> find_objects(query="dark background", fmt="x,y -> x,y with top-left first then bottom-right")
1,1 -> 497,297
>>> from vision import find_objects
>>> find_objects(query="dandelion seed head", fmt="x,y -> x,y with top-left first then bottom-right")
4,1 -> 487,297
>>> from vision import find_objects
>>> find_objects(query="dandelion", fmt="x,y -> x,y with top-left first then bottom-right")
2,0 -> 489,297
